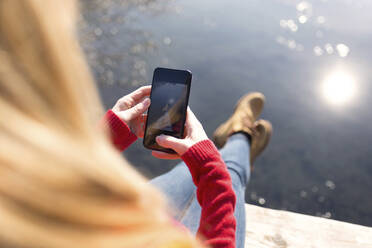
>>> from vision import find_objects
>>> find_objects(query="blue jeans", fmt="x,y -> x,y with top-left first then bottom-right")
150,133 -> 250,248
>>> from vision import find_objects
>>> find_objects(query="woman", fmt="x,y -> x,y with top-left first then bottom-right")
0,0 -> 271,247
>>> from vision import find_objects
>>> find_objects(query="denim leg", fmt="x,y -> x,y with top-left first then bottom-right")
150,162 -> 196,220
219,133 -> 251,248
150,133 -> 250,248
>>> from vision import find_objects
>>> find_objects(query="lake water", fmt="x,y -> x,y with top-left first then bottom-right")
80,0 -> 372,226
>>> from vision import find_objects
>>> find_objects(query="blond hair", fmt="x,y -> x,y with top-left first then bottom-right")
0,0 -> 201,247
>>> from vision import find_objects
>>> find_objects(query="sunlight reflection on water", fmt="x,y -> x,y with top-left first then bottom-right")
278,0 -> 352,60
80,0 -> 372,226
321,69 -> 356,105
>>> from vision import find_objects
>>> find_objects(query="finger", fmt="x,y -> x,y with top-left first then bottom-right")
130,118 -> 143,138
151,151 -> 180,160
137,129 -> 144,138
126,85 -> 151,102
184,107 -> 200,133
129,114 -> 147,138
140,114 -> 147,124
136,118 -> 145,138
138,114 -> 147,138
185,107 -> 198,124
122,98 -> 151,120
156,134 -> 184,152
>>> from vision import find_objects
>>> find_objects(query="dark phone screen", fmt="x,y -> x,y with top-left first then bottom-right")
144,68 -> 191,152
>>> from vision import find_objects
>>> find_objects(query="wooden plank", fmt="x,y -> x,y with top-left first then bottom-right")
244,204 -> 372,248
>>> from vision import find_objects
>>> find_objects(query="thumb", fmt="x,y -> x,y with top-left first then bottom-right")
123,98 -> 150,120
156,135 -> 186,154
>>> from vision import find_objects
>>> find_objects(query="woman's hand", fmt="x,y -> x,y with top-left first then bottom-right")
152,108 -> 209,159
112,86 -> 151,138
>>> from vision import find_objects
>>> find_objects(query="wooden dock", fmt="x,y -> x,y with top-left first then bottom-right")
244,204 -> 372,248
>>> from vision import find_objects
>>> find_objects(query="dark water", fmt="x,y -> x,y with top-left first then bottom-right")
80,0 -> 372,226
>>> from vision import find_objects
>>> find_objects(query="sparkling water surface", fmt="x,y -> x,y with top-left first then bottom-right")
80,0 -> 372,226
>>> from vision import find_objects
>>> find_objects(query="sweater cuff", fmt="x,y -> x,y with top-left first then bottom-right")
181,139 -> 220,164
103,110 -> 137,151
181,140 -> 222,183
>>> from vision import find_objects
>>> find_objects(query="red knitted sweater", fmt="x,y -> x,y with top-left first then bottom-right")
104,110 -> 236,248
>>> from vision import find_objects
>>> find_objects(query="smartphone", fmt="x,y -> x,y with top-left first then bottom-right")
143,67 -> 192,154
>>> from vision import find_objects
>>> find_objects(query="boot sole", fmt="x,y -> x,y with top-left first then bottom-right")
250,120 -> 273,166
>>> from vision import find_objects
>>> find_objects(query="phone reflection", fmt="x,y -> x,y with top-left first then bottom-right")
144,82 -> 187,148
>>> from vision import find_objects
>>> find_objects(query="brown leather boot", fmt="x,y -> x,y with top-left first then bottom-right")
212,92 -> 272,167
213,92 -> 265,148
249,119 -> 272,166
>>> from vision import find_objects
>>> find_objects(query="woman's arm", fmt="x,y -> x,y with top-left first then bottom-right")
153,109 -> 236,248
104,86 -> 151,151
182,140 -> 236,248
103,109 -> 137,151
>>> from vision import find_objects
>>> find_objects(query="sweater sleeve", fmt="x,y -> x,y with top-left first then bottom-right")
103,110 -> 137,152
181,140 -> 236,248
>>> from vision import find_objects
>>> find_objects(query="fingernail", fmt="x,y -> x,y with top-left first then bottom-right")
143,98 -> 150,106
155,135 -> 162,143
